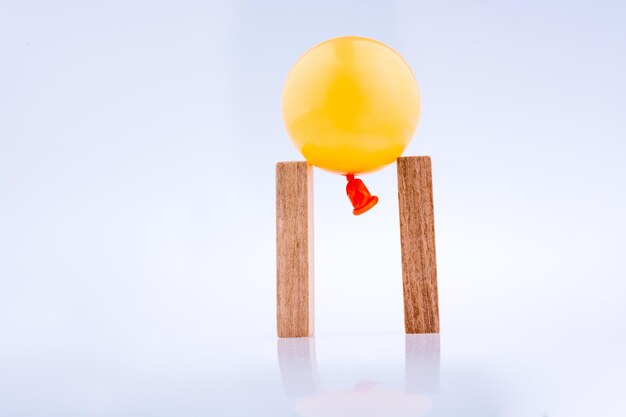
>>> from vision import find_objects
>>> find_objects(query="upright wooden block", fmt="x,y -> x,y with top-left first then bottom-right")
276,162 -> 314,337
397,156 -> 440,334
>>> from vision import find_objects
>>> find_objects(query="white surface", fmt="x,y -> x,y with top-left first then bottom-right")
1,1 -> 625,415
1,332 -> 625,416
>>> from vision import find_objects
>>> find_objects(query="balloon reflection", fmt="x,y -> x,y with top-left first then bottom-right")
277,335 -> 440,417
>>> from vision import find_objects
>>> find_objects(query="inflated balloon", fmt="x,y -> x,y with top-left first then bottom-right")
282,36 -> 421,215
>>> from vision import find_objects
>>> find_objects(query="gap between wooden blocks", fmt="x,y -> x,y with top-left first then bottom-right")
276,156 -> 439,337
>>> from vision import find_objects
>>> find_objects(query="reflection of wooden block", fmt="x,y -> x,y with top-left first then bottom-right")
397,156 -> 440,334
276,162 -> 314,338
277,337 -> 320,397
405,334 -> 440,393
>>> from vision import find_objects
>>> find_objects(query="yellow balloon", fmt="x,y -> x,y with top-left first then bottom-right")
282,36 -> 420,174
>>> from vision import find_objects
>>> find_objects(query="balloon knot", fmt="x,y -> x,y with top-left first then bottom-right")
345,175 -> 378,216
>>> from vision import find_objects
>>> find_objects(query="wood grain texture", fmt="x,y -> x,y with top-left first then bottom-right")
397,156 -> 440,334
276,162 -> 314,338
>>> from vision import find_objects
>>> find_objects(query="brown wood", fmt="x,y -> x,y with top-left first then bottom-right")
397,156 -> 440,334
276,161 -> 314,337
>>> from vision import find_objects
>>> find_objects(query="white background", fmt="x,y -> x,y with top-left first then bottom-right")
2,1 -> 625,415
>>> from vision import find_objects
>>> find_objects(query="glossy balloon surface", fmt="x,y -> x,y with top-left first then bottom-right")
282,36 -> 420,174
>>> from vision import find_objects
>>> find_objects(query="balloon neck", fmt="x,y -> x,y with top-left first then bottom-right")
345,174 -> 378,216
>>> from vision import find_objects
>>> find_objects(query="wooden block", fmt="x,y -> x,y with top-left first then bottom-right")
397,156 -> 440,334
276,161 -> 314,338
